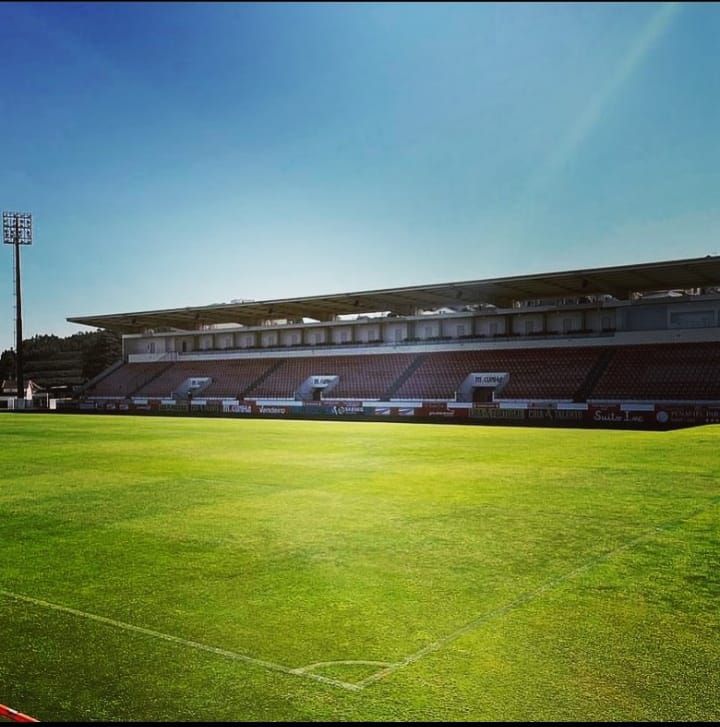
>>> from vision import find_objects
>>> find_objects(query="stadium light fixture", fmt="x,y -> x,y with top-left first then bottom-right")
3,211 -> 33,400
3,212 -> 33,246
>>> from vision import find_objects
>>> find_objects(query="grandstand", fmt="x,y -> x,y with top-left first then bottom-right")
66,256 -> 720,427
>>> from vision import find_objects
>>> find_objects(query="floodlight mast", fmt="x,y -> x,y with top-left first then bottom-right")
2,212 -> 32,400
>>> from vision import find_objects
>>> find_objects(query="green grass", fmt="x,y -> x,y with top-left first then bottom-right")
0,414 -> 718,721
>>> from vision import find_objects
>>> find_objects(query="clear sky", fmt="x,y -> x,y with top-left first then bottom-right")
0,2 -> 718,349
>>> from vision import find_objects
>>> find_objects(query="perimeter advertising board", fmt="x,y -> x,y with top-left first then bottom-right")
63,399 -> 720,429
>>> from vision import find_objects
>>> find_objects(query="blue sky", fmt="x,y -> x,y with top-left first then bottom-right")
0,2 -> 718,348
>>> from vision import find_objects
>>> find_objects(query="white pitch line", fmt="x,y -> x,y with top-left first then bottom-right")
292,659 -> 396,675
4,500 -> 716,694
357,500 -> 718,689
0,589 -> 360,692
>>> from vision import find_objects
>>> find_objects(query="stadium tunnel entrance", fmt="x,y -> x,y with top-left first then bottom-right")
472,387 -> 494,404
297,375 -> 340,401
458,372 -> 509,403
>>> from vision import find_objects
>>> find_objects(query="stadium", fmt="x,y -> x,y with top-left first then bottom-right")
64,255 -> 720,429
1,3 -> 719,723
1,255 -> 718,721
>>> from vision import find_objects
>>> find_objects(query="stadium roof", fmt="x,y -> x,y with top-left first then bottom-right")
68,255 -> 720,333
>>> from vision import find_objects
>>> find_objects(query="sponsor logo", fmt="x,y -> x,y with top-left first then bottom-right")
332,404 -> 364,415
554,409 -> 583,420
526,408 -> 582,420
471,407 -> 525,419
311,376 -> 336,386
225,404 -> 253,414
528,408 -> 554,419
398,408 -> 415,416
471,372 -> 508,387
591,408 -> 646,424
259,406 -> 287,415
663,405 -> 703,424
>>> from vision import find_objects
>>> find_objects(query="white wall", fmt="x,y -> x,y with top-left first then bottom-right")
127,325 -> 720,364
217,333 -> 234,350
418,320 -> 441,339
281,329 -> 302,347
475,317 -> 507,336
237,332 -> 256,348
261,330 -> 279,347
440,317 -> 474,338
305,329 -> 327,345
355,323 -> 381,343
383,322 -> 407,343
546,312 -> 583,334
331,326 -> 353,344
124,337 -> 166,355
120,296 -> 720,358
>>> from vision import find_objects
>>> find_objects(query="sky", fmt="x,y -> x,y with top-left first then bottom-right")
0,1 -> 718,349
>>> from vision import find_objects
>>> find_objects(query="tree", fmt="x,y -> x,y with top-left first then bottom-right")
0,329 -> 122,390
81,330 -> 122,380
0,349 -> 15,382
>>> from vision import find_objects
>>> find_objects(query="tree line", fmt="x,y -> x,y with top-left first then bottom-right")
0,330 -> 122,386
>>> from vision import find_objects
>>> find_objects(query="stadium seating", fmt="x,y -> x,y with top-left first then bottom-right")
132,359 -> 279,399
590,342 -> 720,401
85,342 -> 720,403
247,354 -> 416,399
393,347 -> 604,400
86,362 -> 170,398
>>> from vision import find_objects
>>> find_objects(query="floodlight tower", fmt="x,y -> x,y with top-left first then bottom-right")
3,212 -> 33,399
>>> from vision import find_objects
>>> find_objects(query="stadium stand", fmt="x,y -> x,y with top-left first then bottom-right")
80,343 -> 719,404
86,362 -> 170,398
65,257 -> 720,424
393,347 -> 603,401
134,359 -> 280,399
247,354 -> 416,399
590,342 -> 720,401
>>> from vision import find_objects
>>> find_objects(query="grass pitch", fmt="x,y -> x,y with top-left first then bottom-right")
0,414 -> 718,721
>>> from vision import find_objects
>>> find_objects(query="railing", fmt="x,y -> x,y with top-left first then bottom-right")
127,352 -> 179,363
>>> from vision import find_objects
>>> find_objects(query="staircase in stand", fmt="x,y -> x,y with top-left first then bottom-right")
382,355 -> 426,400
240,360 -> 285,399
573,348 -> 615,402
127,362 -> 175,397
79,359 -> 125,395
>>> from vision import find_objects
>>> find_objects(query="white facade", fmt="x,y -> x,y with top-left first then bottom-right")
121,294 -> 720,360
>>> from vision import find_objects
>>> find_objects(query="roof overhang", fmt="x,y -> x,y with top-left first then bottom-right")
67,255 -> 720,333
